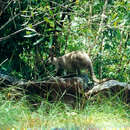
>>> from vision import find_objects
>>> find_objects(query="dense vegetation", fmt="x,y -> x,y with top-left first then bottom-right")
0,0 -> 129,129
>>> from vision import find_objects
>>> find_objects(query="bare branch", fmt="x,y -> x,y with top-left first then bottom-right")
0,20 -> 45,42
85,80 -> 130,97
0,28 -> 26,42
96,0 -> 108,41
0,58 -> 8,66
0,13 -> 20,31
3,0 -> 13,13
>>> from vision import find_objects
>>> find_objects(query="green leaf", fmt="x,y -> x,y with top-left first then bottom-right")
44,17 -> 55,28
31,11 -> 34,17
24,33 -> 37,38
49,10 -> 54,16
28,24 -> 33,28
56,27 -> 62,31
44,17 -> 50,23
50,21 -> 55,28
26,27 -> 36,32
33,37 -> 44,45
48,37 -> 53,48
26,31 -> 31,35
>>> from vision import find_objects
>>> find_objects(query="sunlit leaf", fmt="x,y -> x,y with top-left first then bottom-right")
76,0 -> 79,4
24,33 -> 37,38
31,11 -> 34,17
48,37 -> 53,48
28,24 -> 33,28
33,37 -> 44,45
44,17 -> 55,28
49,10 -> 53,16
114,21 -> 117,27
26,27 -> 36,32
50,21 -> 55,28
26,31 -> 31,35
44,17 -> 50,23
56,27 -> 62,31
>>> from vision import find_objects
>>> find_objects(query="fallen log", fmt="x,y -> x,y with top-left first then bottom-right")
17,76 -> 89,101
85,80 -> 130,96
85,80 -> 130,103
0,72 -> 129,103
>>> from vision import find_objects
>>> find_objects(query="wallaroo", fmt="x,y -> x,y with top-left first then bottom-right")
49,51 -> 106,83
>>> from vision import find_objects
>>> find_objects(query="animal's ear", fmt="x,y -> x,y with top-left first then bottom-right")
48,57 -> 52,63
48,56 -> 56,63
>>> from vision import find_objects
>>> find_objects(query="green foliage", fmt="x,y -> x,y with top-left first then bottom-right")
0,1 -> 129,129
0,0 -> 129,81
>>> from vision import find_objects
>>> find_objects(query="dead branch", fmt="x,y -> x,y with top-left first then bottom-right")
96,0 -> 108,41
85,80 -> 130,96
0,72 -> 129,103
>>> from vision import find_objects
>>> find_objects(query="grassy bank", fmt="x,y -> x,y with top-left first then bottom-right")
0,88 -> 129,129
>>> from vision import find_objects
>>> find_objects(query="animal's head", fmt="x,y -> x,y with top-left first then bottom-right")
48,57 -> 58,65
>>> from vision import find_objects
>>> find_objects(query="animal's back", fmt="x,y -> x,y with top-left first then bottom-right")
78,52 -> 91,69
62,51 -> 91,70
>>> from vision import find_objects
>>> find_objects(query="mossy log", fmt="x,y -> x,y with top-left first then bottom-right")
0,72 -> 129,103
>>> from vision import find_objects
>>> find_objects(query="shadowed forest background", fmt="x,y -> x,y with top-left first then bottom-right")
0,0 -> 129,129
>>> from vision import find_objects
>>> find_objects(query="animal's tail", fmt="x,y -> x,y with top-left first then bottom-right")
89,62 -> 107,83
92,74 -> 100,83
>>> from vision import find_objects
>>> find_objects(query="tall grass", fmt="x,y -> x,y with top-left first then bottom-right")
0,86 -> 129,129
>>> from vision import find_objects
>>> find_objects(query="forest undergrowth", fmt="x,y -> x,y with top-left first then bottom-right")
0,86 -> 129,129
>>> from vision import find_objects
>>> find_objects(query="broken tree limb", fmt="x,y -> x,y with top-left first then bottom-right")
0,72 -> 129,103
17,76 -> 89,97
85,80 -> 130,96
